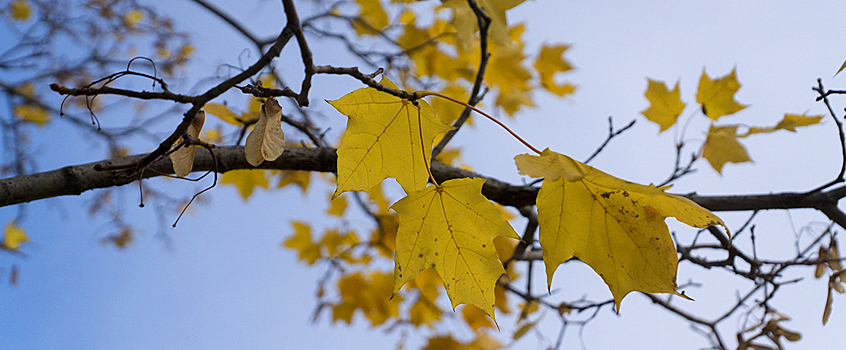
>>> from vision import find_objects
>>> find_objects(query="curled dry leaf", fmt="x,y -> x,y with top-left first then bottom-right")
245,97 -> 285,166
170,110 -> 205,177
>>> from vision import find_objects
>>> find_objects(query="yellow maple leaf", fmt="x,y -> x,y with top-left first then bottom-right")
319,228 -> 359,258
282,221 -> 321,265
371,214 -> 398,257
203,103 -> 244,125
422,335 -> 464,350
696,68 -> 747,120
220,169 -> 270,200
486,25 -> 535,115
328,77 -> 453,195
170,110 -> 205,177
533,44 -> 576,97
332,271 -> 402,326
701,125 -> 752,174
100,227 -> 133,249
14,105 -> 50,126
641,79 -> 686,132
744,113 -> 824,135
430,83 -> 471,125
441,0 -> 524,48
123,9 -> 144,29
326,193 -> 348,217
245,98 -> 285,166
2,221 -> 29,251
515,149 -> 725,309
278,170 -> 311,193
391,178 -> 519,320
407,269 -> 443,328
9,0 -> 31,21
352,0 -> 389,36
462,304 -> 495,332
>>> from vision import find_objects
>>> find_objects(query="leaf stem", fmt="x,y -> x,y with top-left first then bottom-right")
417,102 -> 439,186
417,91 -> 542,155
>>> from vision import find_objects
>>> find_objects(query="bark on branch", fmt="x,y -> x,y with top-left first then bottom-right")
2,146 -> 846,230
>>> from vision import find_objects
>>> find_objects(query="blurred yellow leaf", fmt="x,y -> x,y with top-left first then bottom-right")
2,221 -> 29,251
533,44 -> 576,97
702,125 -> 752,174
442,0 -> 524,48
123,9 -> 144,29
100,228 -> 133,249
332,271 -> 402,326
516,149 -> 725,309
392,178 -> 519,320
422,335 -> 463,350
430,84 -> 470,125
512,320 -> 537,341
14,105 -> 50,126
743,113 -> 824,136
467,333 -> 503,350
696,68 -> 747,120
202,126 -> 222,143
170,110 -> 205,177
278,170 -> 311,193
641,79 -> 686,132
245,98 -> 285,166
328,77 -> 452,195
319,228 -> 359,258
220,169 -> 270,200
203,103 -> 243,125
282,221 -> 321,265
407,269 -> 443,328
352,0 -> 388,36
326,193 -> 348,217
371,214 -> 398,257
9,0 -> 30,20
462,304 -> 495,331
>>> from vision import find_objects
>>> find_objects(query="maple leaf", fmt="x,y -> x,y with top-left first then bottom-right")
442,0 -> 524,48
220,169 -> 270,200
14,105 -> 50,126
743,113 -> 824,135
100,227 -> 133,249
332,271 -> 402,326
701,125 -> 752,174
2,221 -> 29,251
515,149 -> 725,309
391,178 -> 519,319
407,269 -> 443,328
696,68 -> 747,120
170,110 -> 205,177
533,44 -> 576,97
641,79 -> 686,132
277,170 -> 311,193
462,304 -> 495,332
328,77 -> 453,195
326,193 -> 348,217
352,0 -> 389,36
203,103 -> 246,125
10,0 -> 31,21
245,98 -> 285,166
282,221 -> 321,265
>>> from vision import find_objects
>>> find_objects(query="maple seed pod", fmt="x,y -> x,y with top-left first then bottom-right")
245,98 -> 285,166
170,110 -> 205,177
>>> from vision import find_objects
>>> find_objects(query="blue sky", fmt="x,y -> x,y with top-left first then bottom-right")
2,0 -> 846,349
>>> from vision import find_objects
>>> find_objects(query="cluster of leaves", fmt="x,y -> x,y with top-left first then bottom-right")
641,69 -> 823,174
